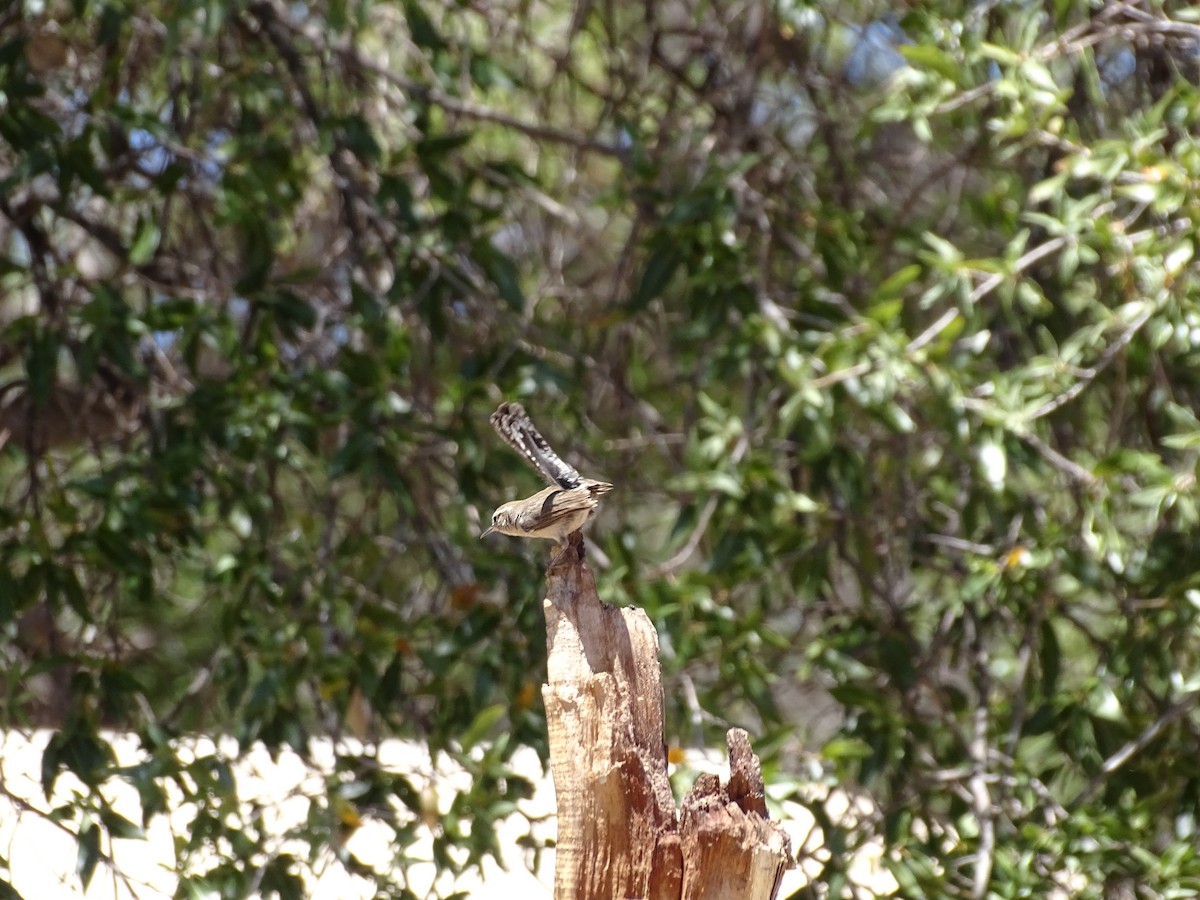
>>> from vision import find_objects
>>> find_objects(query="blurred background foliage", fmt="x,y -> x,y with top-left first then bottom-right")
3,0 -> 1200,896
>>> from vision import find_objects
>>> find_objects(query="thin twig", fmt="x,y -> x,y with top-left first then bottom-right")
1070,690 -> 1200,808
968,235 -> 1072,305
264,0 -> 624,157
1027,301 -> 1155,421
645,431 -> 749,579
906,308 -> 961,355
808,361 -> 871,391
1019,430 -> 1099,487
0,777 -> 146,899
924,534 -> 995,556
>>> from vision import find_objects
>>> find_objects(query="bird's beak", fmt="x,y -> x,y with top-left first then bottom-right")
480,525 -> 496,539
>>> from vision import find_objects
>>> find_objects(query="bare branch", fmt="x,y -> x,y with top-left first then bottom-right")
1071,690 -> 1200,808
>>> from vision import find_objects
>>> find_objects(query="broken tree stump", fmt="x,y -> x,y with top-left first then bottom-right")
541,552 -> 792,900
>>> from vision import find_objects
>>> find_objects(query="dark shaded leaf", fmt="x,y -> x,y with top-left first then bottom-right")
630,247 -> 681,310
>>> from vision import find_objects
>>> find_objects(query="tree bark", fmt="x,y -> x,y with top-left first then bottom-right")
542,545 -> 792,900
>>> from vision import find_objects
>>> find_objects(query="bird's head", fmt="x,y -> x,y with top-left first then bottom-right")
481,503 -> 518,538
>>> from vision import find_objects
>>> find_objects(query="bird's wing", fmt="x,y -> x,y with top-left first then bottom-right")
513,486 -> 597,532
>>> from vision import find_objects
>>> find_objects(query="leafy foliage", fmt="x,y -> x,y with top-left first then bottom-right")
3,0 -> 1200,896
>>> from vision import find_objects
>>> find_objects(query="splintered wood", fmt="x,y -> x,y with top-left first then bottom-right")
541,556 -> 792,900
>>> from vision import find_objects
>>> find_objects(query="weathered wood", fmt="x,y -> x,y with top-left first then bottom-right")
678,731 -> 791,900
542,546 -> 791,900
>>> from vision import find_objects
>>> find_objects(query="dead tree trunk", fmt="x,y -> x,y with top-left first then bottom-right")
541,548 -> 792,900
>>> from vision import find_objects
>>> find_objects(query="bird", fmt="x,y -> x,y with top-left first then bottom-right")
481,480 -> 613,545
483,402 -> 612,558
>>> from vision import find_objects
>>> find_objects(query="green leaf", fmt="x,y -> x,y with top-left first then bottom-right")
822,737 -> 872,761
0,573 -> 17,627
234,226 -> 274,294
1018,59 -> 1059,94
630,248 -> 681,310
921,232 -> 962,265
478,245 -> 525,311
403,0 -> 446,51
51,566 -> 90,622
417,133 -> 472,159
1087,685 -> 1125,723
898,45 -> 959,81
1117,182 -> 1160,204
25,327 -> 58,408
1164,240 -> 1193,277
1162,432 -> 1200,450
338,114 -> 381,162
128,218 -> 161,265
265,290 -> 317,334
76,821 -> 100,889
99,808 -> 146,841
1029,171 -> 1068,205
979,42 -> 1022,66
866,298 -> 902,325
460,704 -> 506,751
1039,621 -> 1060,696
876,264 -> 922,299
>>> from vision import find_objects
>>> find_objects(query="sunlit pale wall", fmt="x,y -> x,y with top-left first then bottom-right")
0,730 -> 892,898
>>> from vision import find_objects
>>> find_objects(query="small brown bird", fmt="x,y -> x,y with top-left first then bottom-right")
484,402 -> 612,555
481,480 -> 613,545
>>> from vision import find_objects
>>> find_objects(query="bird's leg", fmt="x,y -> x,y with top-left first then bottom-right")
548,530 -> 585,568
568,529 -> 585,561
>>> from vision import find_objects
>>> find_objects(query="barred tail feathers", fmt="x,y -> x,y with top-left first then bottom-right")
490,401 -> 584,489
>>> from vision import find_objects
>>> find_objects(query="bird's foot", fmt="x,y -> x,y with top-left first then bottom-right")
549,531 -> 586,569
